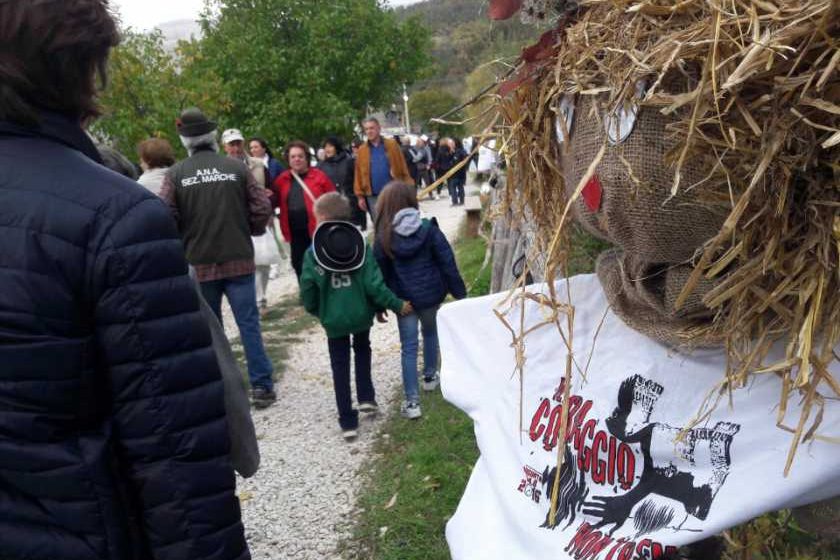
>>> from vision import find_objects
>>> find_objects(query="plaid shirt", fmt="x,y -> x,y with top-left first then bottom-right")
192,259 -> 256,283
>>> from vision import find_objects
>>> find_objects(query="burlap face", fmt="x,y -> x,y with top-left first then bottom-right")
559,92 -> 728,344
563,95 -> 726,263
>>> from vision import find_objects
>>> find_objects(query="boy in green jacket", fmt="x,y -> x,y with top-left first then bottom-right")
300,193 -> 411,440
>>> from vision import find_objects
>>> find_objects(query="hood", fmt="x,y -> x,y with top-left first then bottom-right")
393,208 -> 422,236
390,209 -> 432,258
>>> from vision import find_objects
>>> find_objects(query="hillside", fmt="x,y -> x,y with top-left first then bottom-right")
395,0 -> 542,93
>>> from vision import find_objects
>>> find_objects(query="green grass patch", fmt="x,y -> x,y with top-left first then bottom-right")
567,225 -> 611,276
341,390 -> 478,560
453,227 -> 492,298
230,295 -> 319,381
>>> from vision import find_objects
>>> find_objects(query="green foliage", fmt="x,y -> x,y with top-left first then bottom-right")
724,512 -> 837,560
454,232 -> 491,298
196,0 -> 430,147
408,88 -> 464,138
94,31 -> 229,159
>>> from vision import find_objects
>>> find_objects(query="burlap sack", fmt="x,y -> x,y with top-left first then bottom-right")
559,91 -> 728,343
560,89 -> 840,542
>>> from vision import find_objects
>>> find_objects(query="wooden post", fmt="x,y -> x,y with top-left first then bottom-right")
464,198 -> 482,238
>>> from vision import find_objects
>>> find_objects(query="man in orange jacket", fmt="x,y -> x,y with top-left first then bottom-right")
353,117 -> 412,223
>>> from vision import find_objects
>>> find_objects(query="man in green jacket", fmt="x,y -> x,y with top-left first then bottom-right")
300,193 -> 411,440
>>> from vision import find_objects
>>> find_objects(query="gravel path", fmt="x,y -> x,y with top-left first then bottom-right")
232,191 -> 475,560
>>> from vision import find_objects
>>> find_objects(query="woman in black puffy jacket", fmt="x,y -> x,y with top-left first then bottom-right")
318,136 -> 367,229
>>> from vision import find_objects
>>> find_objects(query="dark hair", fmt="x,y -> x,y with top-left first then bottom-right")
283,140 -> 311,167
98,145 -> 138,180
249,137 -> 274,159
314,192 -> 352,221
137,138 -> 176,169
322,136 -> 344,153
375,181 -> 419,258
0,1 -> 120,126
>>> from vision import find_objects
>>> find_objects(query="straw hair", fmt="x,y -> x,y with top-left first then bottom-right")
495,0 -> 839,474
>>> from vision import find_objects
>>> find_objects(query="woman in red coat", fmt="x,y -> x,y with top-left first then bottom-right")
273,140 -> 336,278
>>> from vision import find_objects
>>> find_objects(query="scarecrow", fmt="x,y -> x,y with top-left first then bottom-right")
439,1 -> 839,558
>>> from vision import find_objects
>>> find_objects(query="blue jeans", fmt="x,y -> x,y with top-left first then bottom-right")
201,274 -> 275,392
396,306 -> 439,404
449,177 -> 465,205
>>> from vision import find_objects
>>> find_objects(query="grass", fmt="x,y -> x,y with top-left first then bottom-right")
454,234 -> 492,297
230,295 -> 319,381
341,390 -> 479,560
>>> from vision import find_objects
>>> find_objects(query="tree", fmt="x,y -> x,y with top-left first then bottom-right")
409,88 -> 464,138
196,0 -> 430,147
463,62 -> 506,135
93,31 -> 230,159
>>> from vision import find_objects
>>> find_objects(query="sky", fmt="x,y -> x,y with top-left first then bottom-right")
111,0 -> 423,31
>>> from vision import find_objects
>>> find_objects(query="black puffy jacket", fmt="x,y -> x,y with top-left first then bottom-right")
317,151 -> 355,198
0,113 -> 250,560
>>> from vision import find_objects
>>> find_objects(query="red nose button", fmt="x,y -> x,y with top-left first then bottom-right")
582,174 -> 602,212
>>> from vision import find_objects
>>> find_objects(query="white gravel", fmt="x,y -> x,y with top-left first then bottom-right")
231,191 -> 474,560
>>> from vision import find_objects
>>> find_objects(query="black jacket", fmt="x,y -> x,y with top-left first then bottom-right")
434,145 -> 454,175
0,113 -> 249,560
318,151 -> 355,198
374,216 -> 467,310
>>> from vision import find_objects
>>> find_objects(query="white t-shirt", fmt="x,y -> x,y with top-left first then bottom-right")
440,274 -> 840,560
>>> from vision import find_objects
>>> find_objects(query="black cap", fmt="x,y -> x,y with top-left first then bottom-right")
176,107 -> 217,137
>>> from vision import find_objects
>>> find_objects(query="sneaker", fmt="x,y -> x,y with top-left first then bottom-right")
422,374 -> 439,392
342,428 -> 358,441
251,387 -> 277,409
358,401 -> 379,414
400,401 -> 422,420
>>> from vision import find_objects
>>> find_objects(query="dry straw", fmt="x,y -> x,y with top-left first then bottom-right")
495,0 -> 839,491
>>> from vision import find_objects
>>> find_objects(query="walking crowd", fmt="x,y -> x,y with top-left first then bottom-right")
0,2 -> 468,559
